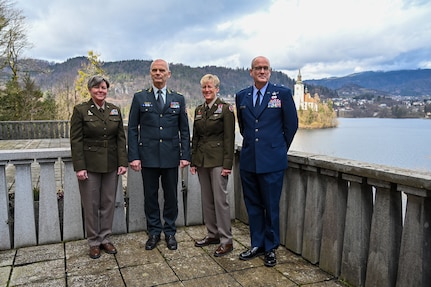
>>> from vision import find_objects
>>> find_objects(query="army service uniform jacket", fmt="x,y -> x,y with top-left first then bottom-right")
191,97 -> 235,169
70,99 -> 128,173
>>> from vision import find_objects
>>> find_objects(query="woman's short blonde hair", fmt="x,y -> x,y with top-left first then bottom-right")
200,74 -> 220,88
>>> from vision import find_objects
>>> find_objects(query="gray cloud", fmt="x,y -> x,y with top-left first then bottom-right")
16,0 -> 431,79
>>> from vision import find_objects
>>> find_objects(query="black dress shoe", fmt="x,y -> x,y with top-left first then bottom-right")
239,247 -> 265,260
194,236 -> 220,247
264,250 -> 277,267
145,235 -> 160,250
166,235 -> 177,250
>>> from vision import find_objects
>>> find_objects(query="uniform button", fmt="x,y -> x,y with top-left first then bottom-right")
160,114 -> 163,118
255,119 -> 258,123
160,139 -> 163,142
160,127 -> 163,130
255,128 -> 258,132
255,138 -> 259,142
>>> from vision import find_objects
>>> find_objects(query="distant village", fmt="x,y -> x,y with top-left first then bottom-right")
291,70 -> 431,120
331,95 -> 431,118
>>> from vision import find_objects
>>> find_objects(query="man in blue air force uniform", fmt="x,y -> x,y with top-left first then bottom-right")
128,59 -> 191,251
235,56 -> 298,267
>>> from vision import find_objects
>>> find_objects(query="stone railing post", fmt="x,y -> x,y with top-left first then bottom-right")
301,165 -> 325,264
38,158 -> 61,244
126,167 -> 146,232
185,168 -> 203,225
62,158 -> 84,241
0,160 -> 11,250
233,151 -> 248,224
365,179 -> 402,287
319,169 -> 348,277
340,174 -> 373,286
396,186 -> 431,287
284,162 -> 307,253
12,159 -> 37,248
112,175 -> 127,234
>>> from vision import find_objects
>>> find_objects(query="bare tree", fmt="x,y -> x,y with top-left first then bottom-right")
0,0 -> 12,63
0,0 -> 31,79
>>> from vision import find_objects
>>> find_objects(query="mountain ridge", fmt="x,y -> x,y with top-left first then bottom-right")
304,69 -> 431,97
9,57 -> 431,101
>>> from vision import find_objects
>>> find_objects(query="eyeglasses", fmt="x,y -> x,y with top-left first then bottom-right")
252,66 -> 270,71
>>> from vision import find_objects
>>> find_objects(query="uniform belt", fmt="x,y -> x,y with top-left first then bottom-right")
85,140 -> 113,147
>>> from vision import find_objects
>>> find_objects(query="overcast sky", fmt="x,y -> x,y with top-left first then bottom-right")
15,0 -> 431,80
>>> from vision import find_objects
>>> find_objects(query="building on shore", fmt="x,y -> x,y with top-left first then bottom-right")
293,70 -> 319,111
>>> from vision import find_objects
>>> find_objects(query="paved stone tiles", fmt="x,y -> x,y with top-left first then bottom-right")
0,221 -> 349,287
0,141 -> 348,286
0,139 -> 71,150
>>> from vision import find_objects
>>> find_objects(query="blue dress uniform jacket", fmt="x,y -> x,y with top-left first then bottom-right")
235,82 -> 298,252
70,99 -> 128,173
191,98 -> 235,169
235,82 -> 298,173
128,87 -> 191,167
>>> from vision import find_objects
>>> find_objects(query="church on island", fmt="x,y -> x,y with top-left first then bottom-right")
293,70 -> 319,111
292,70 -> 338,129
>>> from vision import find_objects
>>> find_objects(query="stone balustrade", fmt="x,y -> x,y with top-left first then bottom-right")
0,147 -> 430,287
0,121 -> 70,140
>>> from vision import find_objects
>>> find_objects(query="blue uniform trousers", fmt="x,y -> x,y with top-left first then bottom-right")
240,169 -> 284,251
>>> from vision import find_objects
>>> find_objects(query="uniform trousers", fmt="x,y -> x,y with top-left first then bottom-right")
240,169 -> 284,251
197,166 -> 232,244
141,167 -> 178,236
78,170 -> 118,247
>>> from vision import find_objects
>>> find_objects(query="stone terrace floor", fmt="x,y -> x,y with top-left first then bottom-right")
0,138 -> 71,150
1,139 -> 348,286
0,220 -> 348,287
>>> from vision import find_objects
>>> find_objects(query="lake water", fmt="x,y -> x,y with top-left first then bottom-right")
289,118 -> 431,172
235,118 -> 431,172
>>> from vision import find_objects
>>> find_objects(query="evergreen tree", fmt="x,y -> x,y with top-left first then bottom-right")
0,79 -> 21,120
0,74 -> 55,120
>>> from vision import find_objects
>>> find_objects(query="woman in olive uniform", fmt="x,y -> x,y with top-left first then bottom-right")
191,74 -> 235,257
70,75 -> 128,259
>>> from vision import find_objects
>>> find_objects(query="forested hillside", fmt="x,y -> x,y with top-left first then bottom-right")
17,57 -> 297,108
